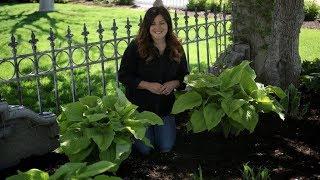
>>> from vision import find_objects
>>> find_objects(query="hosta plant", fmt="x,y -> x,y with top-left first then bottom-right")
6,161 -> 121,180
57,89 -> 163,171
172,61 -> 285,137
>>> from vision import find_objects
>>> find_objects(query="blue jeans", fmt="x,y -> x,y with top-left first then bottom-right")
133,115 -> 176,155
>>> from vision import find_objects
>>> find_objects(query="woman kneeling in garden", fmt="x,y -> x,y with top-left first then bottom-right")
118,6 -> 189,155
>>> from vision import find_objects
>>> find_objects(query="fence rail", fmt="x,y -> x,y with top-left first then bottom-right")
0,9 -> 232,114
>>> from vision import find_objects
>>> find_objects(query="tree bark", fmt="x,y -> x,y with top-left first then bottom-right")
230,0 -> 304,88
39,0 -> 54,12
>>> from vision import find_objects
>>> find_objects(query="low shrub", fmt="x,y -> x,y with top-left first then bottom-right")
304,1 -> 320,21
114,0 -> 134,5
187,0 -> 208,11
6,161 -> 121,180
280,84 -> 309,120
301,59 -> 320,98
57,89 -> 163,171
172,61 -> 285,137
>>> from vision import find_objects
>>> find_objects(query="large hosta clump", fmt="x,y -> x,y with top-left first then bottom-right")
57,89 -> 163,171
172,61 -> 285,137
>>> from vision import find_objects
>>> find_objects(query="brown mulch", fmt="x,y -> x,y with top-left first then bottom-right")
302,20 -> 320,29
0,99 -> 319,179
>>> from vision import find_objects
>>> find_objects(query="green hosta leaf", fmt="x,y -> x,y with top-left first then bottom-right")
242,104 -> 259,133
217,89 -> 234,99
205,88 -> 220,96
114,88 -> 131,113
221,98 -> 246,115
190,109 -> 207,133
79,96 -> 100,108
77,161 -> 116,178
186,73 -> 220,88
141,136 -> 154,148
7,169 -> 49,180
135,111 -> 163,125
114,136 -> 132,160
84,126 -> 115,151
63,102 -> 86,122
172,91 -> 202,114
219,61 -> 251,90
85,113 -> 107,123
50,163 -> 86,180
99,144 -> 116,165
60,136 -> 91,155
228,107 -> 244,123
120,103 -> 138,118
239,63 -> 258,93
94,175 -> 122,180
266,85 -> 286,99
228,119 -> 245,131
68,144 -> 94,162
125,125 -> 146,140
251,89 -> 272,103
203,103 -> 225,130
102,95 -> 117,110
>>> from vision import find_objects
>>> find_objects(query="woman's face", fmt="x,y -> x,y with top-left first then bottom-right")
149,14 -> 168,42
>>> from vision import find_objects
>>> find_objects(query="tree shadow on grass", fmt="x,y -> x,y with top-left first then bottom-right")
1,9 -> 82,47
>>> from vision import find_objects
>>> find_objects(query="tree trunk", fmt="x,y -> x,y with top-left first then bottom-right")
39,0 -> 54,12
230,0 -> 304,88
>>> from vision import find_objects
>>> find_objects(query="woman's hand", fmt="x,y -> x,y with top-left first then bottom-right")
161,80 -> 180,95
138,81 -> 164,95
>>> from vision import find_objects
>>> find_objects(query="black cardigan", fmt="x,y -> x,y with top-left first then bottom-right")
118,40 -> 189,116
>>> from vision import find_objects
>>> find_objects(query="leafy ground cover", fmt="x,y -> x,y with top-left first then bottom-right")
0,104 -> 319,179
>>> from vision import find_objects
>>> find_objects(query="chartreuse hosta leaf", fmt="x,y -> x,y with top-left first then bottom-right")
7,169 -> 49,180
172,60 -> 285,137
171,91 -> 202,114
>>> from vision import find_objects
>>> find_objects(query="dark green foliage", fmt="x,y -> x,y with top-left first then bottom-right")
187,0 -> 231,13
304,1 -> 320,21
301,59 -> 320,95
187,0 -> 208,11
241,163 -> 271,180
280,84 -> 309,120
113,0 -> 134,5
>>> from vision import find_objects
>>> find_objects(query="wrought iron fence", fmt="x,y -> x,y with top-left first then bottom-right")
0,9 -> 232,114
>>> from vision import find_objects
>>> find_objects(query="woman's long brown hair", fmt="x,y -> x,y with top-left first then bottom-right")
136,6 -> 184,63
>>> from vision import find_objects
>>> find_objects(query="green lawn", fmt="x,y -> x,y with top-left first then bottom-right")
0,3 -> 319,112
299,28 -> 320,61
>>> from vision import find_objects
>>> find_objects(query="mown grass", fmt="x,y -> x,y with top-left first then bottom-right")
0,3 -> 319,112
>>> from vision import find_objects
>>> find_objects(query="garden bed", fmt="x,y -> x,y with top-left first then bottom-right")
1,104 -> 319,179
